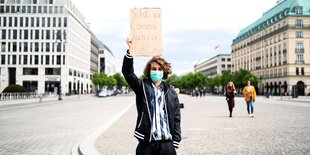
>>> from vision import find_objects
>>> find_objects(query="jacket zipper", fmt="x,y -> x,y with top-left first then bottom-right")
142,83 -> 152,142
164,89 -> 171,134
137,112 -> 144,128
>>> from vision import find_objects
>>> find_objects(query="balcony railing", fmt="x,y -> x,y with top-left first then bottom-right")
295,60 -> 305,64
295,48 -> 304,53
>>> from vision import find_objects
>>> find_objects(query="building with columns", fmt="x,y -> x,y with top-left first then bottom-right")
0,0 -> 92,95
231,0 -> 310,96
194,54 -> 232,78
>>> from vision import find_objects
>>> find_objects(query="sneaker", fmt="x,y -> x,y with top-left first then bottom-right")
248,114 -> 252,117
251,114 -> 254,117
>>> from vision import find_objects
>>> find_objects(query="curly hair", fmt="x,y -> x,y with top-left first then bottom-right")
143,56 -> 172,80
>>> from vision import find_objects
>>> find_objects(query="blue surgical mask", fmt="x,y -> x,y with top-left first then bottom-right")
150,71 -> 163,82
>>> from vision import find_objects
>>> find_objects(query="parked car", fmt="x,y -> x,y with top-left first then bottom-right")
98,88 -> 109,97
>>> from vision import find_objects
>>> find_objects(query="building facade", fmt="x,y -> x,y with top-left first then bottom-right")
194,54 -> 232,78
0,0 -> 91,95
89,31 -> 99,94
98,41 -> 116,76
231,0 -> 310,96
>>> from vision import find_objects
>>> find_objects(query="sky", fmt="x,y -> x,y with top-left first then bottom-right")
73,0 -> 279,76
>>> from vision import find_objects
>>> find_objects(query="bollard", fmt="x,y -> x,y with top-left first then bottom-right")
39,95 -> 43,103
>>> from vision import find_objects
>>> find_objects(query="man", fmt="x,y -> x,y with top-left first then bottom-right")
243,80 -> 256,117
122,37 -> 181,155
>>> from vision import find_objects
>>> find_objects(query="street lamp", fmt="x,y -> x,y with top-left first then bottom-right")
55,30 -> 66,100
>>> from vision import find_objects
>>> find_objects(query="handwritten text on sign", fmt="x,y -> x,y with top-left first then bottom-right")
130,8 -> 163,56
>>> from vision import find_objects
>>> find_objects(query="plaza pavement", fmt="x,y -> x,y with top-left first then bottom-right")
1,93 -> 309,155
93,94 -> 310,155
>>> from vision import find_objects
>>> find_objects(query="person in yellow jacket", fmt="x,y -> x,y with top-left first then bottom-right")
243,80 -> 256,117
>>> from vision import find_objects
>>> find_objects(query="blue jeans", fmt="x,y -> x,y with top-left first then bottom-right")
246,100 -> 254,114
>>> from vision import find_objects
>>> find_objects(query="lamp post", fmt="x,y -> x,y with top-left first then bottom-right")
55,30 -> 66,100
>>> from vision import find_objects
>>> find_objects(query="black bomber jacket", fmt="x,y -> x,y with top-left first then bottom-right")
122,53 -> 181,148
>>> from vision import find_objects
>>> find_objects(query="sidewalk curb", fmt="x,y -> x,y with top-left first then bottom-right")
73,102 -> 135,155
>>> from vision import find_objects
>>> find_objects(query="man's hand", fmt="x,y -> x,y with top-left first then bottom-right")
126,36 -> 133,48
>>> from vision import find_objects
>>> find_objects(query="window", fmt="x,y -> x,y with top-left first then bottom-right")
23,42 -> 28,52
45,55 -> 49,64
9,17 -> 12,27
20,17 -> 23,27
47,17 -> 50,27
53,17 -> 56,27
49,0 -> 53,4
56,55 -> 61,64
35,30 -> 39,39
1,42 -> 5,52
296,42 -> 304,52
14,17 -> 17,27
295,7 -> 302,15
23,81 -> 38,92
58,17 -> 61,27
295,20 -> 303,28
34,55 -> 38,64
46,30 -> 50,39
25,17 -> 29,27
23,68 -> 38,75
49,6 -> 52,13
36,17 -> 40,27
1,30 -> 5,39
46,42 -> 50,52
23,55 -> 28,64
12,42 -> 17,52
221,58 -> 225,62
45,68 -> 60,75
3,17 -> 6,27
301,67 -> 304,75
43,6 -> 47,13
32,6 -> 36,13
54,6 -> 58,13
0,6 -> 4,13
30,17 -> 34,27
60,6 -> 63,13
42,17 -> 45,27
1,55 -> 5,64
38,6 -> 42,13
27,6 -> 31,13
35,42 -> 39,52
296,31 -> 303,38
296,68 -> 299,75
296,54 -> 304,64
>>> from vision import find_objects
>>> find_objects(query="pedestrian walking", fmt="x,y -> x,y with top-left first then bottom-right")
243,80 -> 256,117
122,37 -> 181,155
225,81 -> 236,117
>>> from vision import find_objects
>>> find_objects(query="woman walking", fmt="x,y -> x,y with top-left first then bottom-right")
225,81 -> 236,117
243,80 -> 256,117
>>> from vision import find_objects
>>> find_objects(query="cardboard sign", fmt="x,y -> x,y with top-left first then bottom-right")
129,8 -> 163,56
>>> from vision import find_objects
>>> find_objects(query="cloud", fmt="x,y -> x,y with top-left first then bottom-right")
73,0 -> 279,76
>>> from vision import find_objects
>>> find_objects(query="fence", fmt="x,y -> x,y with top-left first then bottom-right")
0,92 -> 43,101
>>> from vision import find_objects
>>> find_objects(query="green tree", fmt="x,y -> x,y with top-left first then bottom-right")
106,75 -> 117,89
233,69 -> 260,92
113,73 -> 128,89
220,70 -> 233,92
91,72 -> 108,89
